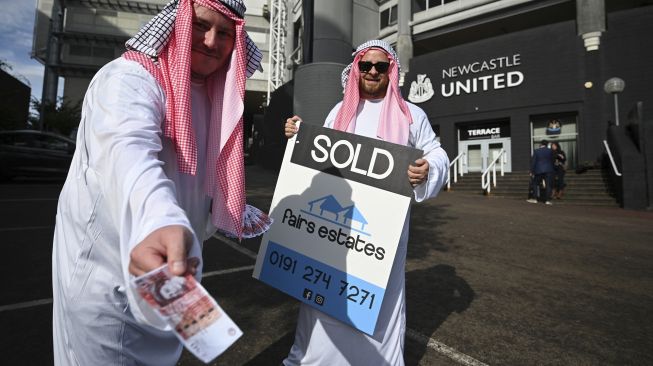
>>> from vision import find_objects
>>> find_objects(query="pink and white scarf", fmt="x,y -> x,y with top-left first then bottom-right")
122,0 -> 262,238
334,40 -> 412,145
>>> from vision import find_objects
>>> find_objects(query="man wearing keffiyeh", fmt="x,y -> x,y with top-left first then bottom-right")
284,40 -> 449,365
51,1 -> 262,364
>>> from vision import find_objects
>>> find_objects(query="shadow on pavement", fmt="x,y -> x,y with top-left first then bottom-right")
407,202 -> 455,257
243,331 -> 295,366
405,265 -> 475,365
404,200 -> 475,364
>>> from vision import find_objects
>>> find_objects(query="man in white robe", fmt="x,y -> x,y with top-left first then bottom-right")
283,40 -> 449,365
51,1 -> 263,365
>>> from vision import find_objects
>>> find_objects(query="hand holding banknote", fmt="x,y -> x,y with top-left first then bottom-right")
129,225 -> 196,277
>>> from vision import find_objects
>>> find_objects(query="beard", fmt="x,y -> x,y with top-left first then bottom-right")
359,76 -> 389,99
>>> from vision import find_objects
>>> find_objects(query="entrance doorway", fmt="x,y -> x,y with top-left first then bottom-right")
459,138 -> 512,173
530,113 -> 578,169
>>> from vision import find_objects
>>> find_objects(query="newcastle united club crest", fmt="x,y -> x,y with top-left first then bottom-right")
408,74 -> 435,103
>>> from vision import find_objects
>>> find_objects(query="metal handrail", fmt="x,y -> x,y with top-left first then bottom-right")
290,44 -> 302,66
446,152 -> 466,190
481,149 -> 507,194
602,140 -> 622,176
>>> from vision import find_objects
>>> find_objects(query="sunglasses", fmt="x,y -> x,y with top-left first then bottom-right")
358,61 -> 390,73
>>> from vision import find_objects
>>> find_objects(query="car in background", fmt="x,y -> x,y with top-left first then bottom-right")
0,130 -> 75,180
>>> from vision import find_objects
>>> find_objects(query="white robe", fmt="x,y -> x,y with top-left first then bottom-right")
284,99 -> 449,366
52,58 -> 215,366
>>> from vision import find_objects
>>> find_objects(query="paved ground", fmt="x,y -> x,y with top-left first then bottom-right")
1,165 -> 652,365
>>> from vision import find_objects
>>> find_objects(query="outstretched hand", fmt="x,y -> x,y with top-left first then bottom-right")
284,116 -> 301,138
407,158 -> 429,187
129,225 -> 197,277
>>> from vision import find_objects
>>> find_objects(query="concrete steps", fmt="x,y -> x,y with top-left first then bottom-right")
445,169 -> 618,206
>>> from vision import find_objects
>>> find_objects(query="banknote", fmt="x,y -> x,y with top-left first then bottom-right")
132,264 -> 242,363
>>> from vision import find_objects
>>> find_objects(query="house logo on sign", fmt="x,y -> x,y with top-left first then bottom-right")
300,195 -> 370,236
408,74 -> 435,103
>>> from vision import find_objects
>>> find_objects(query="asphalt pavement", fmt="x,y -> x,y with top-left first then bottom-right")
1,165 -> 652,365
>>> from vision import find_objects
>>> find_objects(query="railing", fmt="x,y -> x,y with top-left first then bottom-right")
290,45 -> 302,66
481,149 -> 507,194
446,152 -> 466,190
602,140 -> 622,176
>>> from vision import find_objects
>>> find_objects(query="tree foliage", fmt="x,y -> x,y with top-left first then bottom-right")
30,97 -> 82,136
2,59 -> 81,135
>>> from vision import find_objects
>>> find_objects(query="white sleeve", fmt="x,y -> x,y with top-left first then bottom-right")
323,102 -> 343,128
82,61 -> 197,327
408,106 -> 450,202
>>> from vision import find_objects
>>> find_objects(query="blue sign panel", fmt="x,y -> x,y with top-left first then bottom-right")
260,241 -> 385,335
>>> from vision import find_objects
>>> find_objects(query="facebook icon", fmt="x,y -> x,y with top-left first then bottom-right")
303,288 -> 313,300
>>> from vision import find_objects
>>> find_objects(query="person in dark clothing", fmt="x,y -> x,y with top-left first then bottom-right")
551,141 -> 567,199
528,140 -> 555,204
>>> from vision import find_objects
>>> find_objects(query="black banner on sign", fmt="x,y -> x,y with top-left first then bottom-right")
290,123 -> 423,197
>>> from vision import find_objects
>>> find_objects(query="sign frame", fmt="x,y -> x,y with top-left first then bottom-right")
253,123 -> 422,335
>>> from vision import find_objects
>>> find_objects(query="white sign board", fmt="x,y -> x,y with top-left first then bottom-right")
253,123 -> 421,335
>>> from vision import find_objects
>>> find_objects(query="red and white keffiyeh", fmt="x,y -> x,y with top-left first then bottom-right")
334,40 -> 412,145
122,0 -> 263,238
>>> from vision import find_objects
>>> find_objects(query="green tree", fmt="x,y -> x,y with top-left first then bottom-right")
30,97 -> 82,136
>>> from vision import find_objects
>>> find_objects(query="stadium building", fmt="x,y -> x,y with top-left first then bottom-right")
259,0 -> 652,209
393,0 -> 652,175
32,0 -> 270,136
31,0 -> 653,208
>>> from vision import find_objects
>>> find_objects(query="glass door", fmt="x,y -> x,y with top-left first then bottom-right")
486,139 -> 512,172
459,138 -> 512,173
489,142 -> 504,163
465,143 -> 482,172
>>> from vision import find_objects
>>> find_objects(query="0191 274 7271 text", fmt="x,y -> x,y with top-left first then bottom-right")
267,248 -> 377,310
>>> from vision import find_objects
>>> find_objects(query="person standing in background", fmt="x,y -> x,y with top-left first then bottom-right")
551,141 -> 567,199
529,139 -> 555,205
